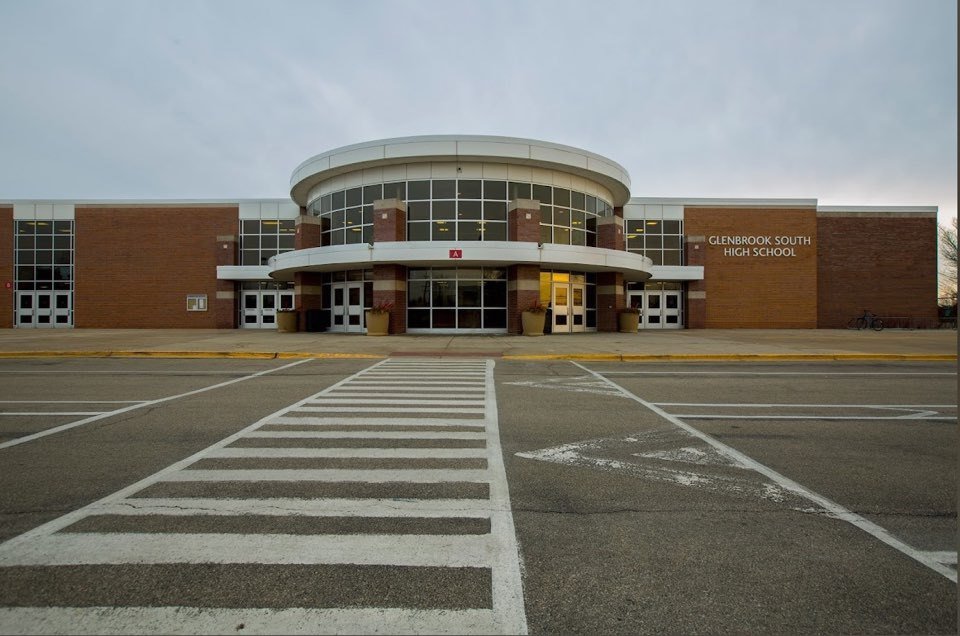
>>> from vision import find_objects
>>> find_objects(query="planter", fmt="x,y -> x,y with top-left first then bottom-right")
522,310 -> 546,336
618,312 -> 640,333
365,311 -> 389,336
276,311 -> 298,333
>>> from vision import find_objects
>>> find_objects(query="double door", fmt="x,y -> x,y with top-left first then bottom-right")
242,290 -> 294,329
627,289 -> 683,329
15,291 -> 72,328
551,282 -> 586,333
329,282 -> 365,333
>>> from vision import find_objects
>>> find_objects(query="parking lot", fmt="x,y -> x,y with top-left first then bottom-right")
0,357 -> 955,634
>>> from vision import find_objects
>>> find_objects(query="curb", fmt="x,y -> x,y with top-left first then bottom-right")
0,351 -> 953,361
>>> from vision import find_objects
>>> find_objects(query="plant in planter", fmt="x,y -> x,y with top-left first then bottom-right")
521,300 -> 548,337
618,306 -> 640,333
276,308 -> 298,333
364,301 -> 393,336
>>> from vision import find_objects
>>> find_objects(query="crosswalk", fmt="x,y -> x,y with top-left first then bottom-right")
0,359 -> 527,635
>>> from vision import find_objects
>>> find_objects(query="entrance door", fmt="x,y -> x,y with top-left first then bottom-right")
661,290 -> 682,328
15,291 -> 72,328
630,288 -> 684,329
242,291 -> 294,329
330,282 -> 364,333
551,283 -> 586,333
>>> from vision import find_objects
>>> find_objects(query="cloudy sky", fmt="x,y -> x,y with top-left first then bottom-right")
0,0 -> 955,225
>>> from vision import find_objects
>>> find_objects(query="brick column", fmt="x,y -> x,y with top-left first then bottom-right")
214,233 -> 238,328
295,214 -> 323,250
685,235 -> 706,329
597,216 -> 625,251
371,199 -> 407,333
373,198 -> 406,243
596,271 -> 625,332
373,264 -> 407,334
0,207 -> 12,328
508,264 -> 541,334
294,271 -> 324,331
508,199 -> 541,242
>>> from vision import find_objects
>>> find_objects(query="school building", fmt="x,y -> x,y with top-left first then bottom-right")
1,135 -> 939,332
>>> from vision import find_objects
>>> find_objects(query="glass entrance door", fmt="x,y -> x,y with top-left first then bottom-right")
628,285 -> 684,329
551,283 -> 586,333
330,282 -> 364,333
242,291 -> 294,329
15,291 -> 71,328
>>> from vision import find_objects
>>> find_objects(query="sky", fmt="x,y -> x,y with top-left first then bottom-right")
0,0 -> 956,227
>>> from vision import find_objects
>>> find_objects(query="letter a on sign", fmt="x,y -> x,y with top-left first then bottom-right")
449,249 -> 463,259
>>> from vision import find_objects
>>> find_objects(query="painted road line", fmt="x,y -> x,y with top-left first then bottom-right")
92,497 -> 494,518
0,607 -> 501,635
598,371 -> 957,376
0,411 -> 108,416
655,402 -> 957,408
0,533 -> 495,568
207,447 -> 488,458
0,400 -> 146,404
305,398 -> 486,406
163,468 -> 491,483
293,406 -> 486,414
0,357 -> 527,635
672,414 -> 958,421
266,416 -> 486,427
244,430 -> 487,439
0,358 -> 314,451
574,361 -> 958,583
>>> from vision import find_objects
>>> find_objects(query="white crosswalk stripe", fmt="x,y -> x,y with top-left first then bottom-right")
0,358 -> 528,635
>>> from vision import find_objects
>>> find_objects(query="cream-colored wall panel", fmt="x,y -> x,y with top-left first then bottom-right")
586,156 -> 629,187
551,172 -> 572,189
531,146 -> 589,170
569,175 -> 587,194
13,204 -> 35,219
384,140 -> 458,159
507,165 -> 532,182
239,203 -> 261,219
622,204 -> 645,220
35,203 -> 54,217
362,167 -> 383,185
381,164 -> 406,183
278,202 -> 300,218
328,145 -> 385,169
430,163 -> 458,178
52,204 -> 75,220
663,205 -> 684,220
530,167 -> 553,186
645,205 -> 663,219
259,201 -> 279,218
456,162 -> 483,178
342,171 -> 363,189
456,140 -> 531,160
406,163 -> 432,179
481,163 -> 508,179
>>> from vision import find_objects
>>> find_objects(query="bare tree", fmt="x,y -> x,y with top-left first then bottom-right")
939,217 -> 957,303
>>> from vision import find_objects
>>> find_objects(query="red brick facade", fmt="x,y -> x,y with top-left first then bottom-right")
508,200 -> 540,242
817,214 -> 938,328
0,207 -> 12,328
684,207 -> 819,328
508,264 -> 540,334
74,206 -> 237,328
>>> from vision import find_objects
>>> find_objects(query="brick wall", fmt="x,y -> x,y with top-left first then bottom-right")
74,206 -> 237,328
0,207 -> 12,328
817,214 -> 938,328
508,200 -> 540,242
684,207 -> 818,328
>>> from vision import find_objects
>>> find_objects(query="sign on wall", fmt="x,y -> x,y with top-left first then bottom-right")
707,235 -> 811,257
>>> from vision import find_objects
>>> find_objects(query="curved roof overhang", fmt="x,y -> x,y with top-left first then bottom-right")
290,135 -> 632,207
268,241 -> 652,282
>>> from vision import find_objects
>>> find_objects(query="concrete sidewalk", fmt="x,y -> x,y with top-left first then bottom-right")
0,328 -> 955,361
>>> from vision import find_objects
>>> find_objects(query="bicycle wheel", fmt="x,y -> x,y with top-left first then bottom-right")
872,318 -> 883,332
855,317 -> 867,330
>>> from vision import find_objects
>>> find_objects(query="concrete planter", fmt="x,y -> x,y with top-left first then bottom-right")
276,311 -> 298,333
522,311 -> 546,336
618,312 -> 640,333
365,311 -> 390,336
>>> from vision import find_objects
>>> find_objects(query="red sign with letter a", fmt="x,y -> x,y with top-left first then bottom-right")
449,249 -> 463,259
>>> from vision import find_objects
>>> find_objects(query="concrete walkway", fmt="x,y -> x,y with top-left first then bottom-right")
0,328 -> 955,360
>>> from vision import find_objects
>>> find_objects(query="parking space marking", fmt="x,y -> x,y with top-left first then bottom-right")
600,370 -> 956,376
0,358 -> 527,635
573,361 -> 958,583
0,359 -> 312,450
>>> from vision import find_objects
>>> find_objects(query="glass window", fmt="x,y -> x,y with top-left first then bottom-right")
383,182 -> 406,200
433,201 -> 456,219
363,184 -> 383,204
408,222 -> 430,241
458,222 -> 482,241
432,221 -> 453,239
554,208 -> 570,227
458,201 -> 481,219
554,188 -> 570,207
484,180 -> 506,200
532,184 -> 552,204
332,190 -> 345,209
484,222 -> 507,241
408,180 -> 430,199
408,201 -> 430,220
345,187 -> 362,207
457,180 -> 482,199
484,201 -> 507,221
433,180 -> 456,199
508,182 -> 531,200
571,191 -> 585,210
554,227 -> 571,245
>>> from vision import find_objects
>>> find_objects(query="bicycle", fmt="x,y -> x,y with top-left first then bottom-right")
850,309 -> 884,331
